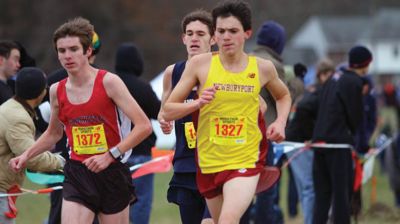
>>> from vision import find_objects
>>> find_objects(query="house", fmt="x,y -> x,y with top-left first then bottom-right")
285,8 -> 400,75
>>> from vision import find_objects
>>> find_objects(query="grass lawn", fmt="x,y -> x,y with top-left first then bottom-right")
14,161 -> 400,224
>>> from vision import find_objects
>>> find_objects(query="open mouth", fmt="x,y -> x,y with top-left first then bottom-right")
190,45 -> 200,50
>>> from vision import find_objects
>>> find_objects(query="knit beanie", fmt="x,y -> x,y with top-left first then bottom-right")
15,67 -> 46,100
348,46 -> 372,69
256,21 -> 286,55
91,31 -> 101,55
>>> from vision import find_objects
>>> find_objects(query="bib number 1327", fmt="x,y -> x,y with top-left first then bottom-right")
210,116 -> 247,145
215,123 -> 243,137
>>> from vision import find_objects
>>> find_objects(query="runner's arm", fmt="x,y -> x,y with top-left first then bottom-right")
260,59 -> 291,142
104,73 -> 152,153
158,65 -> 174,134
163,56 -> 214,121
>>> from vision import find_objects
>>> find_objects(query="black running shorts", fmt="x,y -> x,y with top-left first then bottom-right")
63,159 -> 136,214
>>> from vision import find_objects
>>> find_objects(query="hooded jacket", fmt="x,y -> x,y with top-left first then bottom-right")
115,43 -> 160,156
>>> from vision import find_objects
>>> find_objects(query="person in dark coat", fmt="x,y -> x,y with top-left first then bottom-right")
312,46 -> 373,224
115,42 -> 161,224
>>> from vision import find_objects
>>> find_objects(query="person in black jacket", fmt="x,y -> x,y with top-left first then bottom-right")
312,46 -> 373,224
114,42 -> 161,224
0,40 -> 20,105
285,59 -> 335,224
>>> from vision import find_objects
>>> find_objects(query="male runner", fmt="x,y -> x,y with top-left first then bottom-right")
159,9 -> 215,224
10,17 -> 152,224
162,1 -> 291,223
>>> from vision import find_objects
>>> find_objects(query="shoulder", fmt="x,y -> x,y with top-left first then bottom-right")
340,71 -> 362,86
164,64 -> 175,77
0,100 -> 32,125
189,52 -> 212,67
103,71 -> 124,86
49,82 -> 60,100
256,57 -> 276,74
102,71 -> 130,98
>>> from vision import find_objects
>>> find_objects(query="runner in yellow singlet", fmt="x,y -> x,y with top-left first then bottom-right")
197,54 -> 262,174
162,1 -> 291,223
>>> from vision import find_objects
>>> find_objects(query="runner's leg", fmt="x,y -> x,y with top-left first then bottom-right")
219,175 -> 259,223
98,205 -> 129,224
61,199 -> 95,224
205,195 -> 223,223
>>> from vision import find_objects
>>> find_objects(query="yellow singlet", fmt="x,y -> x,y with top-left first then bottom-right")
197,54 -> 262,173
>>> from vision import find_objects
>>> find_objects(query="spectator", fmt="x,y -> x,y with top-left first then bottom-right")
115,42 -> 161,224
0,40 -> 20,105
312,46 -> 373,224
0,67 -> 64,224
285,58 -> 335,224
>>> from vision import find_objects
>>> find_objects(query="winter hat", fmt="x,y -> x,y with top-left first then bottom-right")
91,31 -> 101,55
115,43 -> 144,77
348,46 -> 372,69
256,21 -> 286,55
16,67 -> 46,100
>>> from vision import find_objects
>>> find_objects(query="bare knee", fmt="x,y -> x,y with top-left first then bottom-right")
218,212 -> 240,224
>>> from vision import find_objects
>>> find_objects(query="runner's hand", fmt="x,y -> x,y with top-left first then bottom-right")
83,153 -> 114,173
266,121 -> 285,143
9,154 -> 29,172
197,86 -> 216,108
158,112 -> 173,134
159,119 -> 173,134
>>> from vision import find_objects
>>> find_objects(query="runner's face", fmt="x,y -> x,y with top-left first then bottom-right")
56,36 -> 91,73
215,16 -> 251,56
183,20 -> 213,58
3,49 -> 20,78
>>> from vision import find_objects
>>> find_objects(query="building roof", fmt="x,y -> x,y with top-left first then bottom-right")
318,16 -> 370,49
363,8 -> 400,40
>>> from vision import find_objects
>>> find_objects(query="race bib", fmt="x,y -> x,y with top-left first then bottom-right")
72,124 -> 108,155
210,116 -> 247,145
184,122 -> 196,149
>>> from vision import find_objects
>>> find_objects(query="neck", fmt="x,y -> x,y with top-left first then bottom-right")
219,51 -> 248,72
67,65 -> 97,86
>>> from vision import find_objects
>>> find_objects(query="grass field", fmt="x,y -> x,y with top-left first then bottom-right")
15,161 -> 400,224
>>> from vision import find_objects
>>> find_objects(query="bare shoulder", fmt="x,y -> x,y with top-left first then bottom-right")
164,64 -> 175,79
256,57 -> 279,85
187,52 -> 212,82
189,52 -> 212,66
256,57 -> 275,74
102,71 -> 127,97
102,71 -> 124,87
49,82 -> 59,100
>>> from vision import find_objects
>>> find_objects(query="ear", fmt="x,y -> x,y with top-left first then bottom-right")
85,46 -> 93,57
0,56 -> 4,65
181,33 -> 187,45
244,29 -> 252,40
210,36 -> 216,46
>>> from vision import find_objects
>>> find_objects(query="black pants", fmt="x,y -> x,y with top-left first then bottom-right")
312,148 -> 353,224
